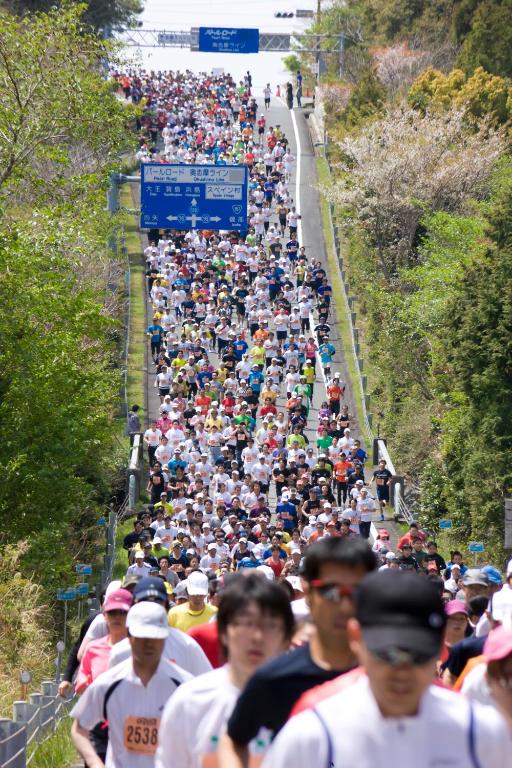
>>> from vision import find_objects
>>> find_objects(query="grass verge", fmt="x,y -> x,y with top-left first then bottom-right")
121,185 -> 145,425
316,153 -> 373,446
29,716 -> 77,768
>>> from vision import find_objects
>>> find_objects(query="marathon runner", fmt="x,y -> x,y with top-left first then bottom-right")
263,571 -> 511,768
71,602 -> 190,768
156,573 -> 294,766
63,67 -> 512,767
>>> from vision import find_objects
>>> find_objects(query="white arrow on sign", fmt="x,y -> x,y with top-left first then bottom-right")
210,216 -> 221,222
190,198 -> 198,207
167,215 -> 178,221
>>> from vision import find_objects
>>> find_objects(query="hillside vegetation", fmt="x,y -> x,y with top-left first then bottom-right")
295,0 -> 512,558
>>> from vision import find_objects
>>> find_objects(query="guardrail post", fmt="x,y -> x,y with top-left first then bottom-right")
391,475 -> 405,515
0,718 -> 27,768
373,438 -> 383,465
29,694 -> 43,742
41,681 -> 58,697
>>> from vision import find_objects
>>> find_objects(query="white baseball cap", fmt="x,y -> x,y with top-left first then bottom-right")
105,579 -> 122,596
126,602 -> 169,639
186,570 -> 209,596
256,564 -> 275,581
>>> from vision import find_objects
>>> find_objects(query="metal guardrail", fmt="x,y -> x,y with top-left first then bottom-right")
0,681 -> 74,768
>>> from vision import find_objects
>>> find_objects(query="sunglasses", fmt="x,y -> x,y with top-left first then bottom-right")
370,647 -> 435,667
105,609 -> 128,617
309,580 -> 354,602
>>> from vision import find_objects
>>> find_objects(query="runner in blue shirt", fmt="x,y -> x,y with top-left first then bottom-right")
146,323 -> 164,362
318,339 -> 336,377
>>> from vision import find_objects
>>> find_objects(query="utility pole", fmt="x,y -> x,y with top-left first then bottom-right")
339,32 -> 344,79
316,0 -> 321,83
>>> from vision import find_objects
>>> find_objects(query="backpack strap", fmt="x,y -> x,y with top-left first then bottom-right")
102,679 -> 124,722
311,707 -> 334,768
468,702 -> 483,768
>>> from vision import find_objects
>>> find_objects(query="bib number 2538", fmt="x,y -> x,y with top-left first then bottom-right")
124,716 -> 160,755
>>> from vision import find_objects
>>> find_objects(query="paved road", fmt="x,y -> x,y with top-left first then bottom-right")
140,94 -> 395,541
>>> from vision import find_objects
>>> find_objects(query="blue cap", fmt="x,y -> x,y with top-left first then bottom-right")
133,577 -> 168,602
482,565 -> 502,585
238,557 -> 259,569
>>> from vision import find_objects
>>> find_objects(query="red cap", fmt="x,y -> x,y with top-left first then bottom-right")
444,600 -> 468,617
484,626 -> 512,662
103,588 -> 133,613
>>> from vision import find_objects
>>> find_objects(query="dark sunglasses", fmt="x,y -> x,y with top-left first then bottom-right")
370,647 -> 435,667
309,580 -> 354,602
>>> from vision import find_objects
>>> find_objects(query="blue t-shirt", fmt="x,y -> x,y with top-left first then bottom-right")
276,501 -> 298,531
147,324 -> 164,342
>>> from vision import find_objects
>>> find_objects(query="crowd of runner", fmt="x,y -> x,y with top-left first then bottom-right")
64,68 -> 512,768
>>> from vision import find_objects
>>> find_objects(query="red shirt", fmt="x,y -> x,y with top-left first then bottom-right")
187,622 -> 221,669
265,557 -> 284,578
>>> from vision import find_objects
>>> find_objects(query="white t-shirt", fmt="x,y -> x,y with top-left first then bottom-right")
108,631 -> 212,678
144,428 -> 162,447
156,665 -> 272,768
71,657 -> 191,768
263,675 -> 511,768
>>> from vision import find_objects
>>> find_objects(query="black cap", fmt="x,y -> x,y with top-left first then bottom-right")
355,570 -> 446,661
133,577 -> 167,603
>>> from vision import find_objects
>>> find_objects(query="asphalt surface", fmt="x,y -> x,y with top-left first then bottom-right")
140,94 -> 397,540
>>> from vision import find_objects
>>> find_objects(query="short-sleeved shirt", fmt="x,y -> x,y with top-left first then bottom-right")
168,602 -> 217,633
71,657 -> 191,768
227,643 -> 353,743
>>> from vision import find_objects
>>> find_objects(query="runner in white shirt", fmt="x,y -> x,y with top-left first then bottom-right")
126,552 -> 153,578
263,571 -> 511,768
156,573 -> 294,768
108,578 -> 212,677
71,602 -> 191,768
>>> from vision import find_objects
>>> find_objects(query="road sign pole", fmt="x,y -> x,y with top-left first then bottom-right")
63,601 -> 68,648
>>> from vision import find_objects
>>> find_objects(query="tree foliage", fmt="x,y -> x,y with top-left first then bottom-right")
431,172 -> 512,551
329,104 -> 504,279
3,0 -> 143,32
409,66 -> 512,126
0,4 -> 135,197
0,5 -> 132,603
455,0 -> 512,77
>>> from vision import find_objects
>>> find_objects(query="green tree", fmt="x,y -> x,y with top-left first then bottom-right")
3,0 -> 143,32
0,5 -> 134,196
409,65 -> 512,125
433,167 -> 512,552
456,0 -> 512,77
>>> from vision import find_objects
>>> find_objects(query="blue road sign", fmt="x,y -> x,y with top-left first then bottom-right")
97,516 -> 106,526
198,27 -> 259,54
140,163 -> 249,232
439,519 -> 452,529
76,583 -> 89,596
468,542 -> 485,553
57,588 -> 77,601
75,563 -> 93,575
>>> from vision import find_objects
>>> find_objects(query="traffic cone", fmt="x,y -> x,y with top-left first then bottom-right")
276,85 -> 281,97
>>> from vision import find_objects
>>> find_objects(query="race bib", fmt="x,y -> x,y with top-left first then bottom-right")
123,716 -> 160,755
